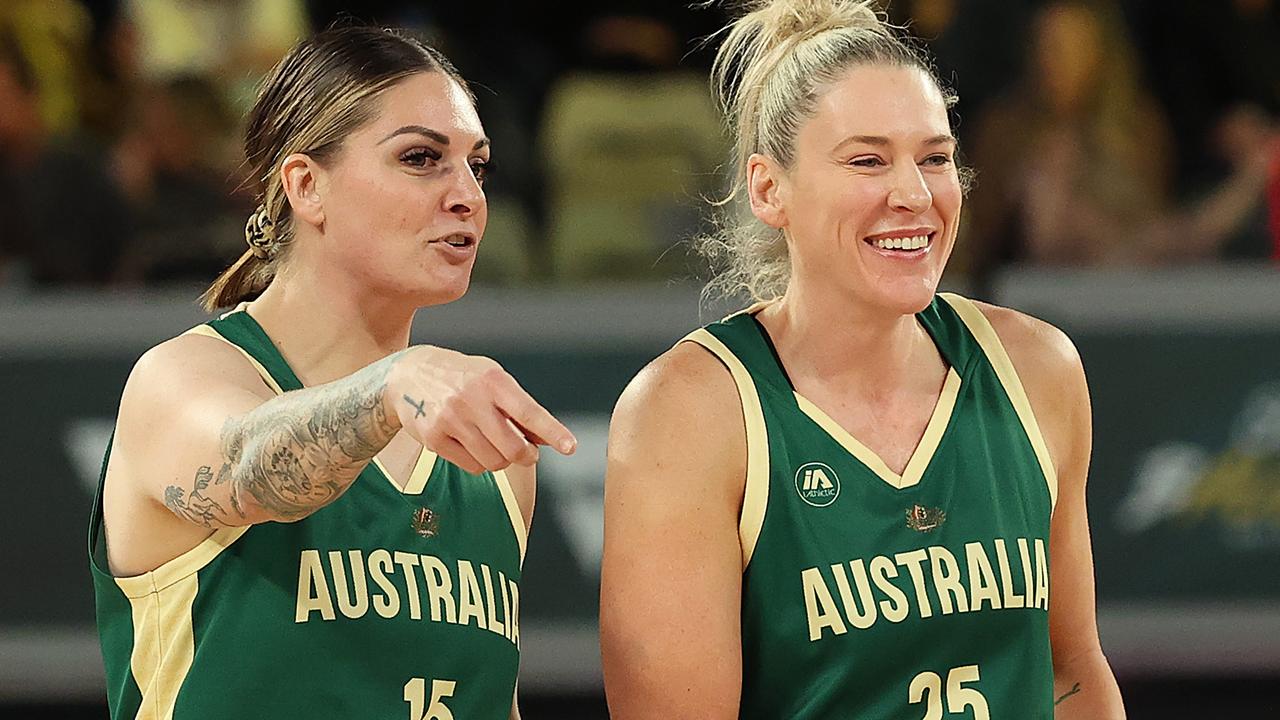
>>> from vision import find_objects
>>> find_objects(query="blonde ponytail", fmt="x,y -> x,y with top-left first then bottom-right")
699,0 -> 949,301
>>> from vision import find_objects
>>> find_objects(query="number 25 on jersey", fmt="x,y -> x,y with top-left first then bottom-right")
909,665 -> 990,720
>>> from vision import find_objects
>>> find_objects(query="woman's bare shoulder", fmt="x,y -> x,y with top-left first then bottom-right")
608,338 -> 746,497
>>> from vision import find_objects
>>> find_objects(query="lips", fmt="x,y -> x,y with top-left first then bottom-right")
862,228 -> 937,255
428,232 -> 476,248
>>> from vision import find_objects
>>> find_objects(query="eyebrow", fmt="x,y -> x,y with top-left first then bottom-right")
834,134 -> 957,151
378,125 -> 490,151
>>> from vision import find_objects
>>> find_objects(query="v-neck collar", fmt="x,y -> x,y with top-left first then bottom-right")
215,306 -> 436,496
748,310 -> 964,491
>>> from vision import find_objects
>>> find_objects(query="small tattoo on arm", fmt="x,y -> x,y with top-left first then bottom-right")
403,394 -> 427,419
1055,683 -> 1082,705
164,465 -> 233,528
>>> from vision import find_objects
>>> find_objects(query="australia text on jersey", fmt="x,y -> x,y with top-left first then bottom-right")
800,537 -> 1048,641
295,548 -> 520,648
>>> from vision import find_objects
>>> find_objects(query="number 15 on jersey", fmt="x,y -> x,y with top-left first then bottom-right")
405,677 -> 457,720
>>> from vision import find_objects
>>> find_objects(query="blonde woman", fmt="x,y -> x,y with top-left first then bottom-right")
601,1 -> 1125,718
90,26 -> 575,719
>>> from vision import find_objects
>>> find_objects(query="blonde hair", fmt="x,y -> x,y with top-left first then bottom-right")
700,0 -> 954,301
202,26 -> 471,311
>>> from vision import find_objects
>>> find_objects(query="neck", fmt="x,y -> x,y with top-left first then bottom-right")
763,279 -> 937,393
248,258 -> 416,386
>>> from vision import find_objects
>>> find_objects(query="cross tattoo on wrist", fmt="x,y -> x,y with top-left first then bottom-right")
401,394 -> 427,417
403,394 -> 427,419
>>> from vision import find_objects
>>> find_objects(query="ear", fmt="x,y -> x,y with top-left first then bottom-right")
279,153 -> 326,229
746,152 -> 788,229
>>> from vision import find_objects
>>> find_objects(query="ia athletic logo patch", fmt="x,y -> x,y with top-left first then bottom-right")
794,462 -> 840,507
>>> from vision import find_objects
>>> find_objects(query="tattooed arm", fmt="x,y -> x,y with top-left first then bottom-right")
104,334 -> 575,573
159,351 -> 403,526
108,335 -> 404,537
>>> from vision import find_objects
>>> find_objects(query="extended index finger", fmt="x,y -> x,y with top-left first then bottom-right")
494,379 -> 576,455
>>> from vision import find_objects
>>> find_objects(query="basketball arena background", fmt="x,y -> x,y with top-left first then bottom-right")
1,1 -> 1277,717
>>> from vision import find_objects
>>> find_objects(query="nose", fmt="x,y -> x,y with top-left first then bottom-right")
887,163 -> 933,215
442,165 -> 485,220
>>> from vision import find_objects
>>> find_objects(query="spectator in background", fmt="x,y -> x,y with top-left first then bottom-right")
0,0 -> 95,138
0,35 -> 129,287
110,76 -> 250,285
885,0 -> 1035,130
962,0 -> 1174,278
77,3 -> 144,144
1132,0 -> 1280,192
539,11 -> 725,281
1169,106 -> 1280,262
1129,0 -> 1280,262
121,0 -> 309,112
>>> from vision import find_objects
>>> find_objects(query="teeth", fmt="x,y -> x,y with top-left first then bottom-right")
872,234 -> 930,250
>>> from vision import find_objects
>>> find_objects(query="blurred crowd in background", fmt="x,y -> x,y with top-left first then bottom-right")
0,0 -> 1277,293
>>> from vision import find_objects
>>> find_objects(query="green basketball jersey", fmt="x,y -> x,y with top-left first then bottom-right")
90,308 -> 526,719
684,293 -> 1058,720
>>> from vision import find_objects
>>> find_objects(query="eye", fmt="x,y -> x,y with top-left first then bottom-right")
399,147 -> 441,168
469,159 -> 493,184
922,153 -> 953,167
849,156 -> 885,168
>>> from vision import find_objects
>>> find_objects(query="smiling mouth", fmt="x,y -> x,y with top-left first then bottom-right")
863,232 -> 934,252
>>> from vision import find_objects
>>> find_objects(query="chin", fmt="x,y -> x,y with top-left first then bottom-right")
866,278 -> 940,316
427,282 -> 471,307
406,275 -> 472,309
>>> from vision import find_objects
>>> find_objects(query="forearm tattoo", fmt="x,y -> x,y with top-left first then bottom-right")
1054,682 -> 1082,705
163,355 -> 401,526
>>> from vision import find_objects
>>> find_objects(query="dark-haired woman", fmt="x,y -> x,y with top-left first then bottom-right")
90,26 -> 574,719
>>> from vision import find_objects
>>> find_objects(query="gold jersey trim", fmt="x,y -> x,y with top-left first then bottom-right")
492,469 -> 528,567
793,368 -> 961,491
940,293 -> 1058,511
370,447 -> 439,496
681,328 -> 770,571
400,448 -> 438,496
125,573 -> 200,720
112,526 -> 249,599
183,323 -> 284,395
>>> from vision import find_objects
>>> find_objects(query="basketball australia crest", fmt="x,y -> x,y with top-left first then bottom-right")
411,506 -> 440,538
906,504 -> 946,532
794,462 -> 840,507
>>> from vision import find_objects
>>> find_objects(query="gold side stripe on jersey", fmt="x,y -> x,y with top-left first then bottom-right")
113,526 -> 250,599
794,367 -> 961,490
492,469 -> 528,566
182,323 -> 285,396
125,572 -> 199,720
681,329 -> 770,571
941,293 -> 1059,511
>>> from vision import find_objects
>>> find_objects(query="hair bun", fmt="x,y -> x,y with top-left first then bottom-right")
747,0 -> 883,46
244,204 -> 278,259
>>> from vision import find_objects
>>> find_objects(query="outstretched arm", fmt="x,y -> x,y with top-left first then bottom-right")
114,337 -> 573,530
